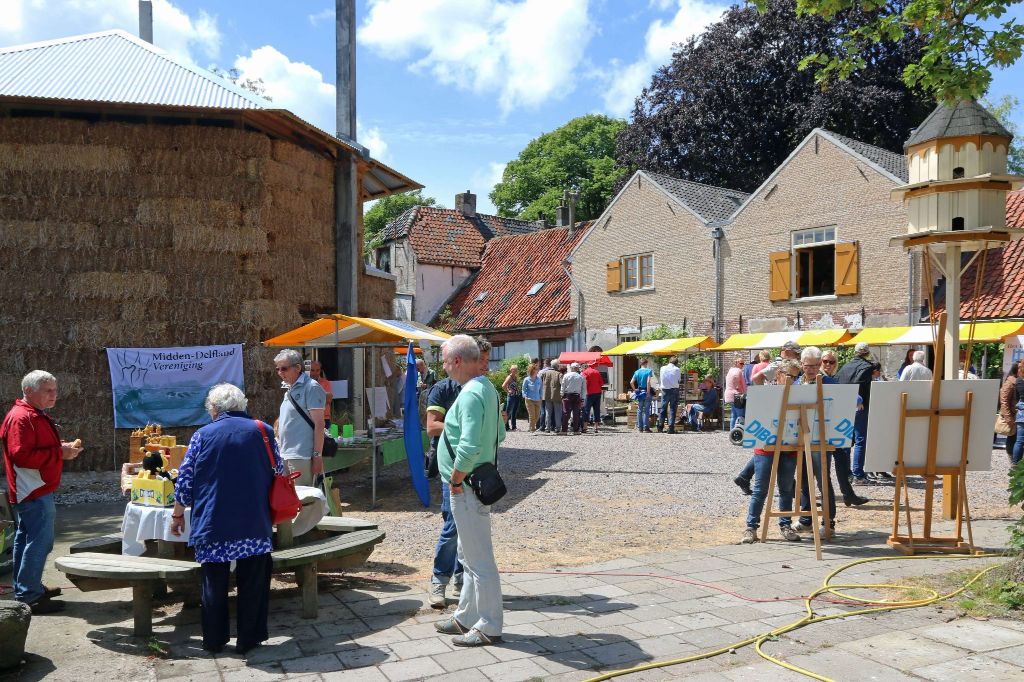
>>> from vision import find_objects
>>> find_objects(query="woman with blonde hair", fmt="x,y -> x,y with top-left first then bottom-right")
521,363 -> 542,432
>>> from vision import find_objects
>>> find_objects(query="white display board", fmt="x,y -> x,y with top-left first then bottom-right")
864,379 -> 999,472
1004,336 -> 1024,379
741,384 -> 859,449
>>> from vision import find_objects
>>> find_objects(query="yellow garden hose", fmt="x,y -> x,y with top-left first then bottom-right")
585,552 -> 1003,682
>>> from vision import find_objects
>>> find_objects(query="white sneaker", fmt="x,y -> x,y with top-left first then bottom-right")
428,583 -> 447,608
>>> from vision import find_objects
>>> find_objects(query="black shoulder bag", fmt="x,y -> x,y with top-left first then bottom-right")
287,390 -> 338,458
443,412 -> 506,505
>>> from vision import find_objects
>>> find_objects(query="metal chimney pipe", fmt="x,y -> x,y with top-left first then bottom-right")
139,0 -> 153,43
335,0 -> 357,140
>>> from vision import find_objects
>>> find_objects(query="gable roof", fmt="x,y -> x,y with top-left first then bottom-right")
954,191 -> 1024,320
435,224 -> 591,333
643,171 -> 750,222
824,131 -> 908,183
0,30 -> 420,199
907,100 -> 1012,148
382,206 -> 543,269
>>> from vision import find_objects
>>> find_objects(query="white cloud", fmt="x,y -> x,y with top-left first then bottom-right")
0,0 -> 221,65
472,161 -> 507,193
358,0 -> 594,113
357,122 -> 389,161
600,0 -> 725,117
308,7 -> 333,27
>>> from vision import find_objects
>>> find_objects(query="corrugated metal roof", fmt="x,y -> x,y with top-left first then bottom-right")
0,30 -> 266,109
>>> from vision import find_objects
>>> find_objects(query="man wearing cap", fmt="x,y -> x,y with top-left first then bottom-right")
835,343 -> 876,483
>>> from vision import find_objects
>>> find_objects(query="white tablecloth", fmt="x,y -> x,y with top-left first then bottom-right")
120,485 -> 328,556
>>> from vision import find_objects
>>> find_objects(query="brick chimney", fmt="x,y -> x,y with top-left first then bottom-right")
556,204 -> 570,227
455,190 -> 476,218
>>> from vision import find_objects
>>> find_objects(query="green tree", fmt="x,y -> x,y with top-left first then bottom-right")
363,190 -> 437,250
490,114 -> 628,222
981,95 -> 1024,174
772,0 -> 1024,102
208,66 -> 271,101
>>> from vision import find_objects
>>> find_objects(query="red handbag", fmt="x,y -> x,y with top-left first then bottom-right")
255,420 -> 302,524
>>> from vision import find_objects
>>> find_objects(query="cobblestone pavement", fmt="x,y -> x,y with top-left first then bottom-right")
8,518 -> 1023,681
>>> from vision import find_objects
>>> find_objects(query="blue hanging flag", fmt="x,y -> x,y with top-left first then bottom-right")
403,342 -> 431,507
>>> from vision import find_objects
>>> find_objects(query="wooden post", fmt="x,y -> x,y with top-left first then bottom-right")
276,519 -> 294,549
132,583 -> 153,637
299,564 -> 318,618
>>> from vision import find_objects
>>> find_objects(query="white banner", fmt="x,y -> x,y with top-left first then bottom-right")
106,345 -> 244,428
741,383 -> 859,449
1004,336 -> 1024,379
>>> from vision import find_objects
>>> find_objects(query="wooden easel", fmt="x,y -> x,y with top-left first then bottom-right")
761,378 -> 834,561
888,313 -> 975,554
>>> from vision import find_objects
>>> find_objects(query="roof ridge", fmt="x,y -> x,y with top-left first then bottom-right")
820,128 -> 902,156
644,169 -> 749,196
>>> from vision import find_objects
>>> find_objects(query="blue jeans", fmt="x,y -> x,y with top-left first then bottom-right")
832,448 -> 858,501
799,453 -> 836,527
851,409 -> 868,477
431,483 -> 463,586
452,487 -> 502,637
688,404 -> 708,429
505,395 -> 521,430
746,455 -> 796,529
584,394 -> 602,425
738,457 -> 755,482
636,394 -> 651,431
1013,424 -> 1024,466
541,399 -> 561,432
730,402 -> 745,429
658,388 -> 680,431
13,493 -> 56,604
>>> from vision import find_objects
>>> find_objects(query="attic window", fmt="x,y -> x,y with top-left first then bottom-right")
952,217 -> 965,231
527,282 -> 545,296
952,166 -> 965,179
475,291 -> 488,303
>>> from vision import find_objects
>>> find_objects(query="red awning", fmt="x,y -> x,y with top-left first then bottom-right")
558,351 -> 613,367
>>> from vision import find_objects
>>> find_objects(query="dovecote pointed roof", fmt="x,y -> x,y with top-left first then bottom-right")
905,100 -> 1012,148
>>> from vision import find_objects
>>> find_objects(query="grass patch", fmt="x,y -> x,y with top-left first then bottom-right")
880,562 -> 1024,621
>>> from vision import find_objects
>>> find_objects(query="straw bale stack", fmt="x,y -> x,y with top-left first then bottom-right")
0,114 -> 339,470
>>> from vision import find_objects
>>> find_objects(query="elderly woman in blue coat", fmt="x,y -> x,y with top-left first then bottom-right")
170,383 -> 283,654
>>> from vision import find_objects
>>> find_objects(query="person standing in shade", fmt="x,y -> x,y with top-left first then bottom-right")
434,335 -> 506,647
724,355 -> 747,430
821,349 -> 869,507
1,370 -> 82,614
631,358 -> 654,433
521,363 -> 543,432
540,359 -> 563,433
835,342 -> 876,484
792,347 -> 839,534
308,360 -> 333,427
1012,362 -> 1024,468
899,350 -> 933,381
657,356 -> 682,433
170,384 -> 280,654
274,349 -> 325,486
1000,362 -> 1019,461
560,363 -> 585,434
501,365 -> 521,431
581,362 -> 604,433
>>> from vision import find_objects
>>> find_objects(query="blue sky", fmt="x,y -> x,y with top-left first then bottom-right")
2,0 -> 1022,215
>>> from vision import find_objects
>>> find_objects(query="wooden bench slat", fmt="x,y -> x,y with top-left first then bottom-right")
56,553 -> 200,580
272,530 -> 384,569
315,516 -> 378,532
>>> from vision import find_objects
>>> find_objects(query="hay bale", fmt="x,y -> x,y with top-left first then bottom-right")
172,225 -> 267,254
0,220 -> 96,249
68,272 -> 168,300
0,144 -> 131,173
239,299 -> 302,332
135,198 -> 241,227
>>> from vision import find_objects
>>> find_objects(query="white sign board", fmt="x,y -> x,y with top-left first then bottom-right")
365,387 -> 389,419
864,379 -> 998,472
741,384 -> 859,449
1004,336 -> 1024,379
329,379 -> 348,399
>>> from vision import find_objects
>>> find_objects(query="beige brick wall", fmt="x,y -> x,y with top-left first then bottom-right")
572,173 -> 716,333
724,133 -> 914,332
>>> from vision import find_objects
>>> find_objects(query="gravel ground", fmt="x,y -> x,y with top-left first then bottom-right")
339,425 -> 1021,581
47,426 -> 1020,582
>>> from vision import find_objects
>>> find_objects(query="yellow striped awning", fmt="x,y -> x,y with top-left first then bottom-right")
602,337 -> 715,356
844,321 -> 1024,346
712,329 -> 852,351
263,315 -> 451,347
602,340 -> 648,356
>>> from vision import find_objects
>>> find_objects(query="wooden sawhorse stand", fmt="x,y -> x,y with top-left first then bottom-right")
889,314 -> 975,555
761,379 -> 834,561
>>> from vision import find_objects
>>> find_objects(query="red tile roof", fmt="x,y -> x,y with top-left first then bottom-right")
956,190 -> 1024,319
382,206 -> 542,268
435,223 -> 591,333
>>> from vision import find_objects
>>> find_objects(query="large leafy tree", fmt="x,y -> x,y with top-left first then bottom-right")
364,190 -> 437,250
982,95 -> 1024,174
617,0 -> 934,194
491,114 -> 627,222
783,0 -> 1024,102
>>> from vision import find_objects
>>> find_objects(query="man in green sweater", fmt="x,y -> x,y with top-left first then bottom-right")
433,334 -> 506,647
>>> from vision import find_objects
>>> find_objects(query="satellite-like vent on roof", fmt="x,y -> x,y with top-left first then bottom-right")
527,282 -> 545,296
475,291 -> 488,303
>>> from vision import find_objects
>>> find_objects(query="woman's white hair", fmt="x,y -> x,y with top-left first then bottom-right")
205,383 -> 248,415
913,350 -> 926,363
801,346 -> 823,362
273,349 -> 303,368
443,334 -> 480,361
22,370 -> 56,393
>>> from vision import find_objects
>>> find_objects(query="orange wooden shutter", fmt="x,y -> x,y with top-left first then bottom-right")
834,242 -> 859,295
606,260 -> 621,292
768,251 -> 791,301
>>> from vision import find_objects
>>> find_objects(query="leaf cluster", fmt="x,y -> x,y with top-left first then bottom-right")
364,190 -> 438,251
616,0 -> 934,194
490,114 -> 628,222
208,66 -> 272,102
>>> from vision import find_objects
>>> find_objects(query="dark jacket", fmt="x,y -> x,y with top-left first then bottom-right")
187,411 -> 275,547
835,356 -> 874,409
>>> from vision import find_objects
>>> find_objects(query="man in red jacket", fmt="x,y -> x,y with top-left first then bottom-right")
1,370 -> 82,613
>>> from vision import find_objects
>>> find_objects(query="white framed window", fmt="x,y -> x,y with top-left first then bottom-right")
791,226 -> 836,298
488,344 -> 506,370
527,282 -> 544,296
621,253 -> 653,291
540,338 -> 566,361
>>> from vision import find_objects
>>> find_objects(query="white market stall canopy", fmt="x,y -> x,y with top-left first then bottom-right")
713,329 -> 852,351
843,321 -> 1024,347
603,337 -> 715,356
263,315 -> 451,348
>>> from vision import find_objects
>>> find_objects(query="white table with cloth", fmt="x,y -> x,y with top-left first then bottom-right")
121,485 -> 329,556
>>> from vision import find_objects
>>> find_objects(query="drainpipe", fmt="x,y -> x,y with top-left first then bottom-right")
710,222 -> 727,428
562,259 -> 585,352
908,251 -> 916,325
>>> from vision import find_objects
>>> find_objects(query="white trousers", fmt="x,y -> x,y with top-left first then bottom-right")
451,487 -> 502,637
